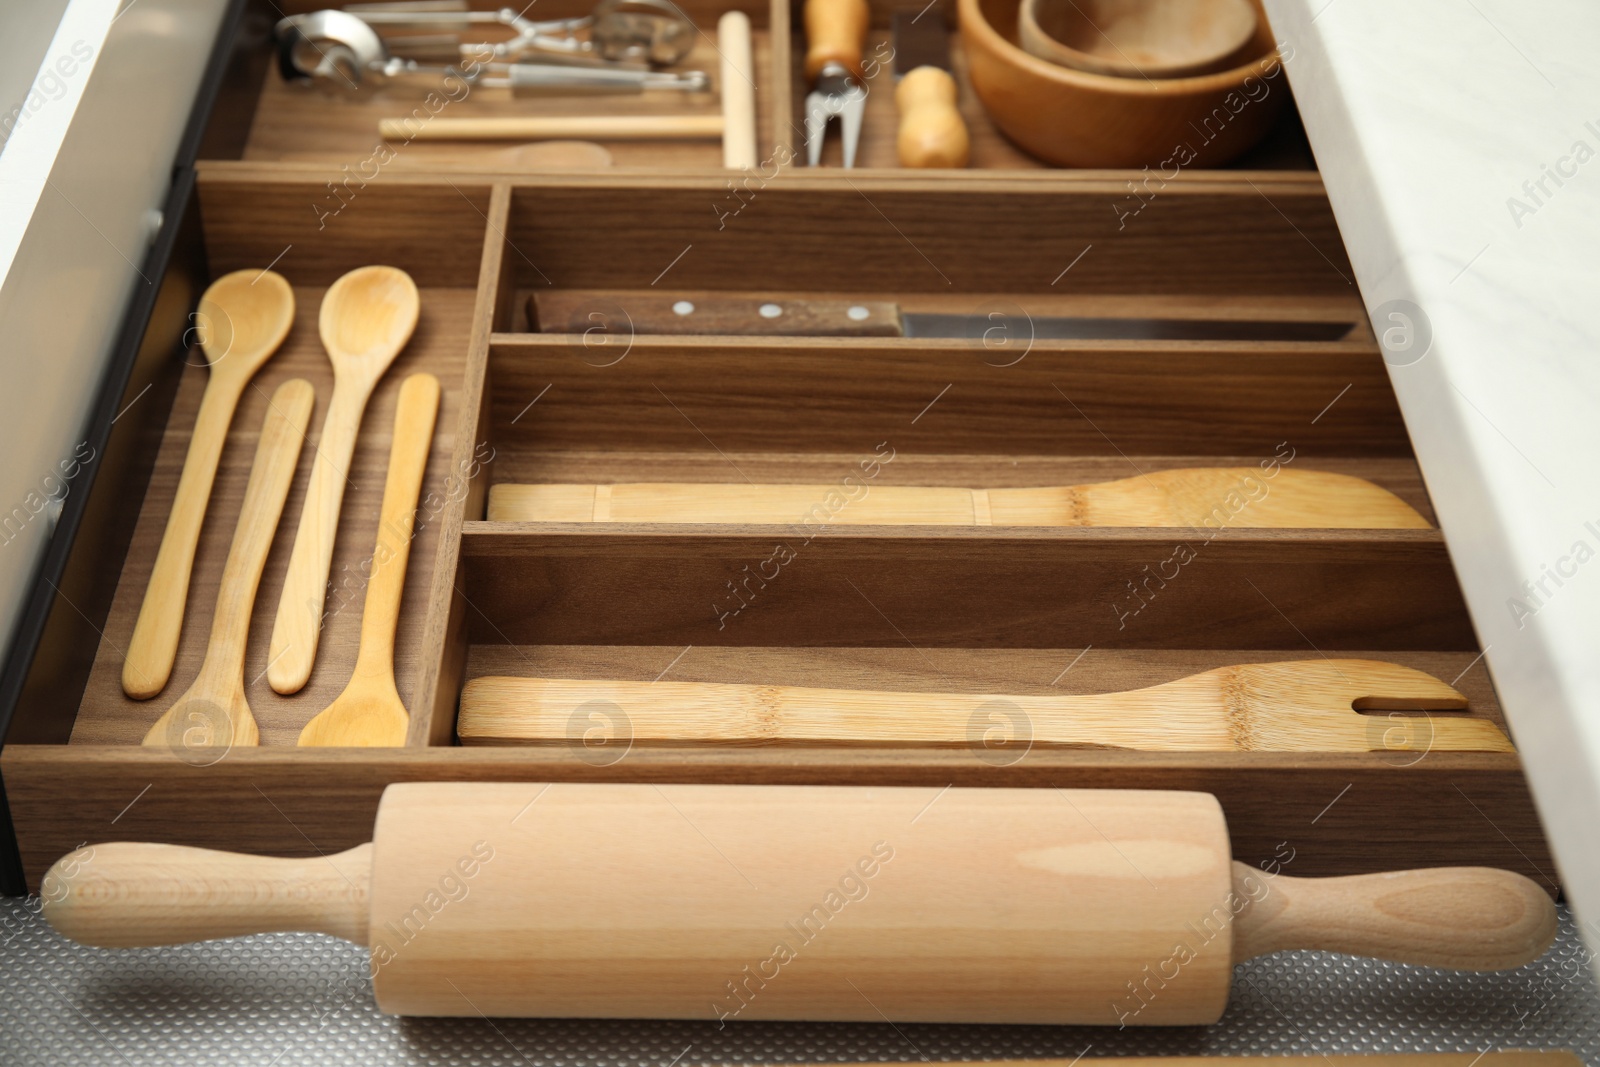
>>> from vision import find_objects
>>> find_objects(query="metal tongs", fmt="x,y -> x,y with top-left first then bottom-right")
275,2 -> 708,95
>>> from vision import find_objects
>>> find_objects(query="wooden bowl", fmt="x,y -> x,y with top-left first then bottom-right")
960,0 -> 1285,168
1017,0 -> 1258,79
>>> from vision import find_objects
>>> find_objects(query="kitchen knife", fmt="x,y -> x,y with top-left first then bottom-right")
528,291 -> 1355,342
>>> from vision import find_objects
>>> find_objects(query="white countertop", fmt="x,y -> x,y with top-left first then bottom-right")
1266,0 -> 1600,955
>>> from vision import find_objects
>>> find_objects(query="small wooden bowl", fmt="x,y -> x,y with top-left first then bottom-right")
960,0 -> 1285,168
1018,0 -> 1258,79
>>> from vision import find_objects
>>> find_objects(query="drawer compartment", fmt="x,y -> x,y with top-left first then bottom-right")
0,170 -> 1552,898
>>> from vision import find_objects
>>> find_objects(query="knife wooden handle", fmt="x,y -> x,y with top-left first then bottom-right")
896,66 -> 969,168
1230,862 -> 1556,969
804,0 -> 871,80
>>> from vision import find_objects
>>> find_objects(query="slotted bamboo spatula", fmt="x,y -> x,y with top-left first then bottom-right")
298,373 -> 440,747
485,468 -> 1430,528
458,660 -> 1514,751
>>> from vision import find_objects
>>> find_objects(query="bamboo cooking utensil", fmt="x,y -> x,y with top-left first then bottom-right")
458,660 -> 1514,751
269,266 -> 418,696
141,379 -> 314,753
122,270 -> 295,700
485,468 -> 1431,528
42,783 -> 1556,1023
1018,0 -> 1258,79
298,374 -> 440,747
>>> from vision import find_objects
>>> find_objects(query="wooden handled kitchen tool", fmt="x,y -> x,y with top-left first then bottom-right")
141,379 -> 314,752
528,290 -> 1357,341
378,115 -> 725,142
269,266 -> 418,696
122,270 -> 295,700
42,783 -> 1556,1024
485,468 -> 1431,529
805,0 -> 871,80
298,373 -> 440,747
892,11 -> 969,168
458,660 -> 1514,751
719,11 -> 758,169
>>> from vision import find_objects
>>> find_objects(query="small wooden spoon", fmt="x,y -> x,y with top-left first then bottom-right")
143,379 -> 315,755
1018,0 -> 1258,79
122,270 -> 294,700
269,266 -> 419,695
298,373 -> 440,747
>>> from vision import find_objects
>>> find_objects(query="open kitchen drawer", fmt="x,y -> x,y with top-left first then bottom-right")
0,0 -> 1554,897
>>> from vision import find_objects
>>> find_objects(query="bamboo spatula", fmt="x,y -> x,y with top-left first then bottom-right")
298,374 -> 440,747
458,660 -> 1513,752
142,379 -> 314,753
485,468 -> 1430,528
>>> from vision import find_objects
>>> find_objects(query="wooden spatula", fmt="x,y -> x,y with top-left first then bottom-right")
122,270 -> 295,700
42,783 -> 1555,1025
298,374 -> 440,747
486,468 -> 1431,528
142,379 -> 314,754
458,659 -> 1513,751
269,267 -> 418,695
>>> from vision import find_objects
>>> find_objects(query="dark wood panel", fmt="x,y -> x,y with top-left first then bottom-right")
197,173 -> 493,288
503,174 -> 1352,295
487,336 -> 1406,456
460,526 -> 1473,650
3,739 -> 1553,895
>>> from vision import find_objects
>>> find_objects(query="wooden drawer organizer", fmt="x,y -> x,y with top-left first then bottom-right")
0,0 -> 1554,893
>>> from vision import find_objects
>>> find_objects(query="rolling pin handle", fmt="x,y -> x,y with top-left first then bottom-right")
1230,860 -> 1556,970
41,842 -> 373,948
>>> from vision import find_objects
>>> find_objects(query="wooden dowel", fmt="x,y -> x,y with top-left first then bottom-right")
718,12 -> 758,169
379,115 -> 726,142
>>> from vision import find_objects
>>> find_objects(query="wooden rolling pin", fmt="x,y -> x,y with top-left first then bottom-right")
378,115 -> 725,142
42,784 -> 1556,1024
485,468 -> 1430,528
458,660 -> 1514,751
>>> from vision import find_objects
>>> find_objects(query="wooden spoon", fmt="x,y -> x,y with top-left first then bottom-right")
485,469 -> 1432,529
298,373 -> 440,747
458,660 -> 1515,752
268,266 -> 419,695
122,270 -> 294,700
1018,0 -> 1258,79
142,379 -> 315,754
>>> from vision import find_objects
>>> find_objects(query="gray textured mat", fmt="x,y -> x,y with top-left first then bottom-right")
2,897 -> 1596,1065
